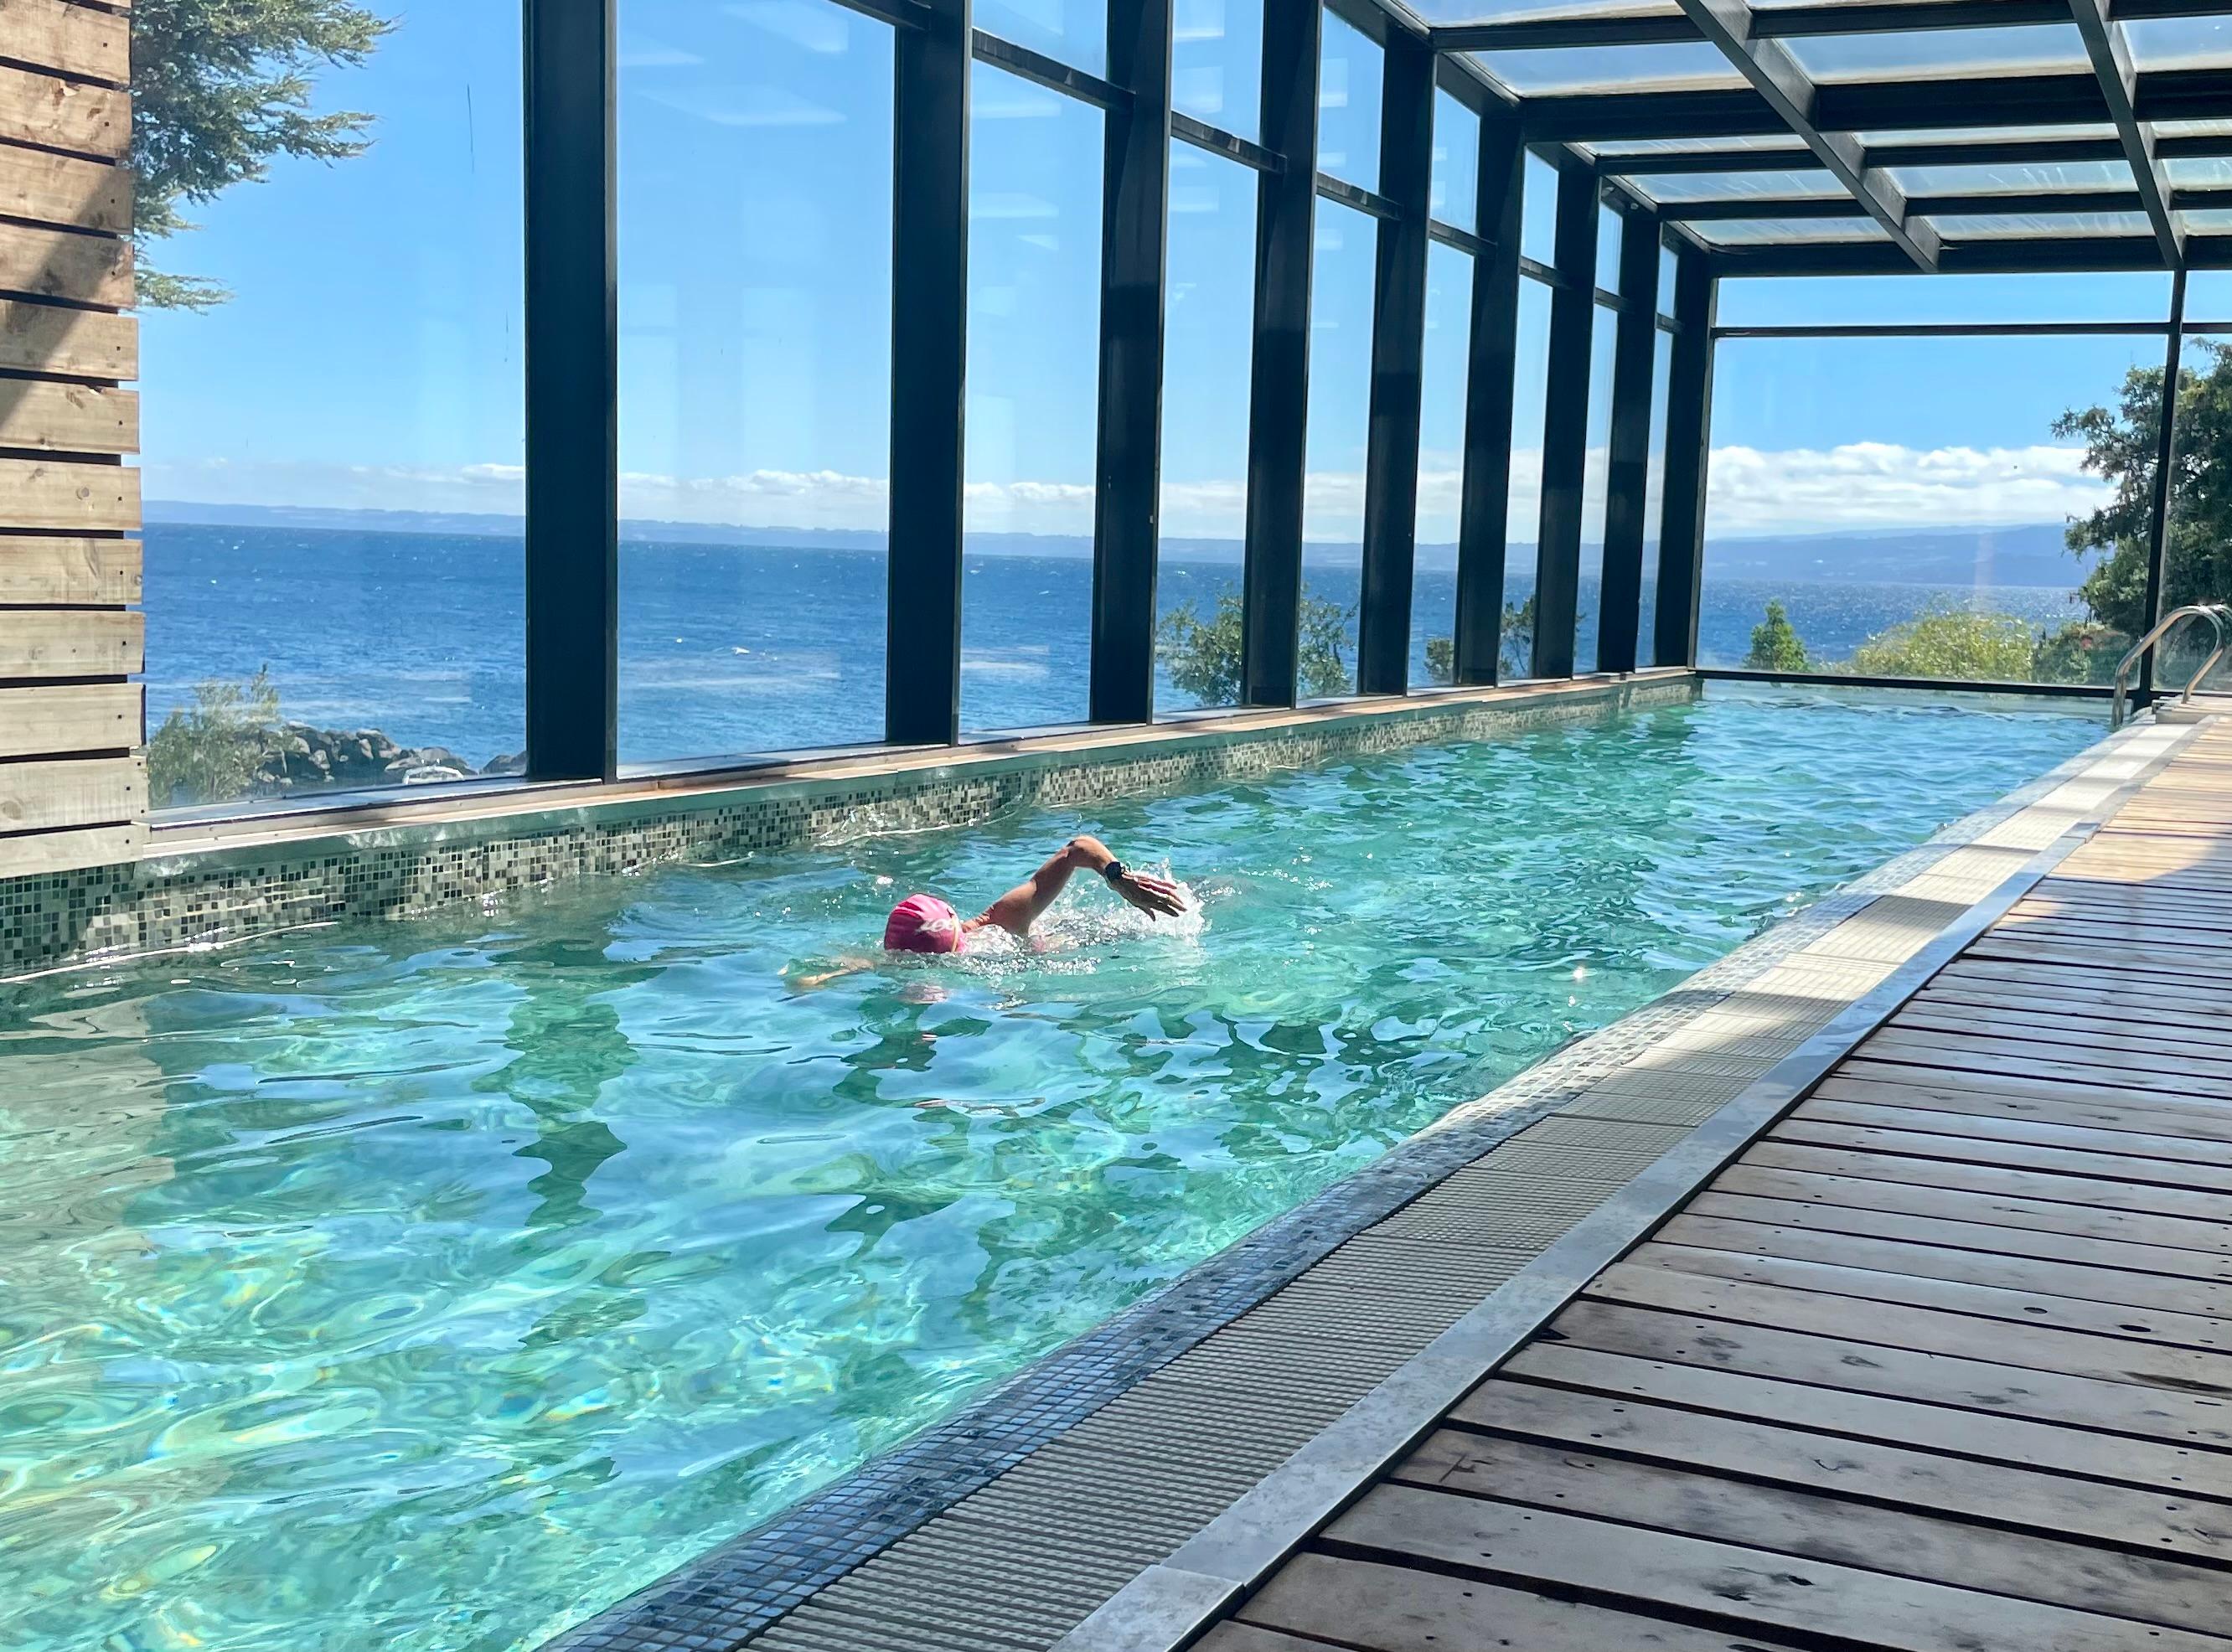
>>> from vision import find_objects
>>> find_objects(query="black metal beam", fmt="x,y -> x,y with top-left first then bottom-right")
1702,231 -> 2224,275
2139,266 -> 2187,699
2069,0 -> 2181,269
1454,121 -> 1524,687
886,0 -> 971,745
1358,30 -> 1434,698
1670,0 -> 1939,270
1433,0 -> 2217,50
1600,129 -> 2232,177
1532,161 -> 1599,680
524,0 -> 617,782
1659,185 -> 2186,221
1172,111 -> 1279,173
1239,0 -> 1320,707
1597,203 -> 1661,675
1087,0 -> 1170,725
1653,245 -> 1714,669
1520,65 -> 2232,143
971,29 -> 1127,110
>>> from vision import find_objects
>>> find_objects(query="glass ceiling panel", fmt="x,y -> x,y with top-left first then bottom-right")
1625,168 -> 1847,204
1785,23 -> 2087,82
1588,134 -> 1814,161
1464,40 -> 1745,95
2154,120 -> 2232,138
1884,158 -> 2135,195
1403,1 -> 1682,20
2184,209 -> 2232,234
2167,157 -> 2232,187
1925,211 -> 2156,240
2124,16 -> 2232,71
1857,125 -> 2116,147
1693,217 -> 1890,245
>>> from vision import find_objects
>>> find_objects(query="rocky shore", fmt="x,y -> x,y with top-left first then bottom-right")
255,724 -> 525,793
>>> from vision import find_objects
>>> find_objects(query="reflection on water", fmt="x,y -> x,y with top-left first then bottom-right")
0,688 -> 2097,1651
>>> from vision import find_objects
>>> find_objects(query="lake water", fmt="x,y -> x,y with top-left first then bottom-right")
141,523 -> 2089,772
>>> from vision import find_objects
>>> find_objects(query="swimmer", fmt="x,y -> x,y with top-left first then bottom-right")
789,836 -> 1185,988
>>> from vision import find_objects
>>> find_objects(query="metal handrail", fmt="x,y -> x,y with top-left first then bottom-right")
2110,603 -> 2231,728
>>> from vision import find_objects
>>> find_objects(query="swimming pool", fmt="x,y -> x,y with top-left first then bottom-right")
0,686 -> 2099,1652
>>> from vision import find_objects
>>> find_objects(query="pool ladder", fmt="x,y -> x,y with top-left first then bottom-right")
2111,603 -> 2232,729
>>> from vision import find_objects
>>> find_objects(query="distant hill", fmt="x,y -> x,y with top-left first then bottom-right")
145,501 -> 2100,587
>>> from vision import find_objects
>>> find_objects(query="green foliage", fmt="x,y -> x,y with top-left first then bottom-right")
1424,635 -> 1455,687
2057,340 -> 2232,637
1501,596 -> 1535,679
149,668 -> 282,808
132,0 -> 393,307
1744,599 -> 1809,671
2031,619 -> 2130,686
1847,606 -> 2035,682
1156,591 -> 1354,704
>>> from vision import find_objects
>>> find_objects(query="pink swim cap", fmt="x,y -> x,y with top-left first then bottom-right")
885,894 -> 966,955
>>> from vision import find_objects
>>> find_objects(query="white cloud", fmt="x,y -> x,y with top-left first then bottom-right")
145,441 -> 2113,544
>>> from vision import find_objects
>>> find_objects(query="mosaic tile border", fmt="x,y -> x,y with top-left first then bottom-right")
1,676 -> 1691,978
544,710 -> 2127,1652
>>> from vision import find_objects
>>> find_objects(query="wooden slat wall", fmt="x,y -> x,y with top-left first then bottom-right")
0,0 -> 142,880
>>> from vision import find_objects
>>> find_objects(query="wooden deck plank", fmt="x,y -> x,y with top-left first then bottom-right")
1504,1341 -> 2232,1499
1400,1427 -> 2232,1633
1550,1298 -> 2232,1448
1658,1211 -> 2232,1314
1584,1262 -> 2232,1395
1811,1074 -> 2232,1145
1232,1553 -> 1790,1652
1325,1484 -> 2232,1652
1749,1137 -> 2232,1216
1832,1057 -> 2232,1119
1707,1163 -> 2232,1258
1888,1004 -> 2232,1061
1856,1028 -> 2232,1095
1446,1380 -> 2232,1563
1797,1097 -> 2232,1169
1633,1240 -> 2232,1353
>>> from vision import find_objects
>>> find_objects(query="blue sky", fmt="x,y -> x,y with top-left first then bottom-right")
138,0 -> 2215,545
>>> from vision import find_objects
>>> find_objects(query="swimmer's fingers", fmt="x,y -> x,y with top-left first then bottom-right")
1120,873 -> 1186,917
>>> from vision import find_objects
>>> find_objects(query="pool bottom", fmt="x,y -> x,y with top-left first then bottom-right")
550,712 -> 2138,1652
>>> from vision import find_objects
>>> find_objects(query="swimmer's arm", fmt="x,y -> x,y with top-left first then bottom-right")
978,836 -> 1183,937
788,955 -> 875,991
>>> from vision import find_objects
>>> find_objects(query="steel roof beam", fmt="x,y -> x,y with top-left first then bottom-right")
1656,185 -> 2156,219
1667,0 -> 1938,268
2069,0 -> 2182,267
1594,129 -> 2232,175
1433,0 -> 2224,51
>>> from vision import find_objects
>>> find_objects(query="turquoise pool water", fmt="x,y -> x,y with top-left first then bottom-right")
0,687 -> 2097,1652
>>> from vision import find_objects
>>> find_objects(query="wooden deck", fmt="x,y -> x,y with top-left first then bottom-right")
1205,720 -> 2232,1652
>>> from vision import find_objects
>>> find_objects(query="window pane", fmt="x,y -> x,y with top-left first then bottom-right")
962,66 -> 1103,733
1641,327 -> 1672,663
617,1 -> 893,765
142,8 -> 524,810
1699,333 -> 2166,684
1717,271 -> 2175,326
1657,240 -> 1677,317
1173,0 -> 1263,142
1430,89 -> 1480,235
1415,243 -> 1472,687
1318,8 -> 1383,191
976,0 -> 1105,75
1594,199 -> 1621,294
1507,276 -> 1554,678
1302,200 -> 1376,699
1158,142 -> 1256,716
1522,151 -> 1558,266
1578,304 -> 1619,671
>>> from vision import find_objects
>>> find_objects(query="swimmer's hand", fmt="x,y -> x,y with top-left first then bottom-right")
788,957 -> 872,991
1112,869 -> 1186,920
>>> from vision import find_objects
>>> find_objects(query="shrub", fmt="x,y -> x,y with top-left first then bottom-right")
1157,591 -> 1354,704
149,667 -> 282,808
1848,607 -> 2035,682
1744,599 -> 1809,671
2032,620 -> 2130,686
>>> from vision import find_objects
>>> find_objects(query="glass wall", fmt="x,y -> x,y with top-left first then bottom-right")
1701,330 -> 2168,683
1506,276 -> 1555,678
1158,142 -> 1258,715
1318,8 -> 1384,190
960,65 -> 1104,733
616,1 -> 894,764
138,8 -> 525,809
1302,199 -> 1377,699
2160,333 -> 2231,689
1415,242 -> 1472,686
1173,0 -> 1265,139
